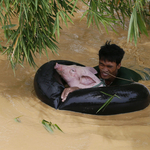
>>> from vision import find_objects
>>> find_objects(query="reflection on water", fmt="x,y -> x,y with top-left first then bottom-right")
0,3 -> 150,150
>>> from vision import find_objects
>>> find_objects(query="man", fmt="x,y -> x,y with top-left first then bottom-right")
97,40 -> 125,86
61,41 -> 142,102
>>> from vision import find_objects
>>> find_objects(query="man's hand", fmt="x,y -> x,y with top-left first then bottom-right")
61,87 -> 80,102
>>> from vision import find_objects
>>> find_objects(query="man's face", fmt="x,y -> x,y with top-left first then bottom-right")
99,59 -> 121,80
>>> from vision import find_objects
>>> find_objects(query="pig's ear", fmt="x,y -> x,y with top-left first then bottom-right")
85,67 -> 97,74
54,63 -> 58,69
80,76 -> 96,85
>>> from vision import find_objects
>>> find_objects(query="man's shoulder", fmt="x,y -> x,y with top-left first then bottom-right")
118,67 -> 142,81
112,66 -> 142,86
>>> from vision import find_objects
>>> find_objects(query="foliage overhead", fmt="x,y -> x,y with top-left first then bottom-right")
0,0 -> 150,69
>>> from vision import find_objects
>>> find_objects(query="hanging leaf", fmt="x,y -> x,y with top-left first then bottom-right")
137,13 -> 148,36
2,24 -> 16,29
0,0 -> 150,70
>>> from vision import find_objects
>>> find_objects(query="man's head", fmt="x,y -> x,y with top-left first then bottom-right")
98,41 -> 125,82
99,41 -> 125,65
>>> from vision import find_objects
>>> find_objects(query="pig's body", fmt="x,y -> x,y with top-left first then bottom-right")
54,63 -> 104,89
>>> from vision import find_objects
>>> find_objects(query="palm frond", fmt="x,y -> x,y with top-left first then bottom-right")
0,0 -> 150,70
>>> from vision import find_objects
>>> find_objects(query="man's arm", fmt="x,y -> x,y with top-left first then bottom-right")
61,87 -> 80,102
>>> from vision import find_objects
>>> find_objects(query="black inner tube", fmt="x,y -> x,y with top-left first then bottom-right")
34,60 -> 150,115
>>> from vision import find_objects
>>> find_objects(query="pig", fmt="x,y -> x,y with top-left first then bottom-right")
54,63 -> 104,89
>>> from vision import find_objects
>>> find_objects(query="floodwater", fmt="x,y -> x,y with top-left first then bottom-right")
0,3 -> 150,150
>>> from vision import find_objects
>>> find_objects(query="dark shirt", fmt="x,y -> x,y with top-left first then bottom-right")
94,66 -> 142,86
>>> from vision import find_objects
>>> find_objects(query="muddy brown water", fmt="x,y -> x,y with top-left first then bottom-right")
0,3 -> 150,150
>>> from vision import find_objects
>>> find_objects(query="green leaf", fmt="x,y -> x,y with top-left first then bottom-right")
14,115 -> 23,123
96,96 -> 114,113
42,120 -> 54,133
2,24 -> 16,29
137,13 -> 148,36
96,92 -> 120,114
80,10 -> 88,21
0,42 -> 2,51
100,91 -> 113,97
54,124 -> 63,132
35,0 -> 38,11
70,0 -> 78,15
56,12 -> 60,38
42,119 -> 63,133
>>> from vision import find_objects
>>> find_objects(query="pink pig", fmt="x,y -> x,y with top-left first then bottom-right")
54,63 -> 104,89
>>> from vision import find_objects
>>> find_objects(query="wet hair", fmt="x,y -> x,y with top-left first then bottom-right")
99,41 -> 125,65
